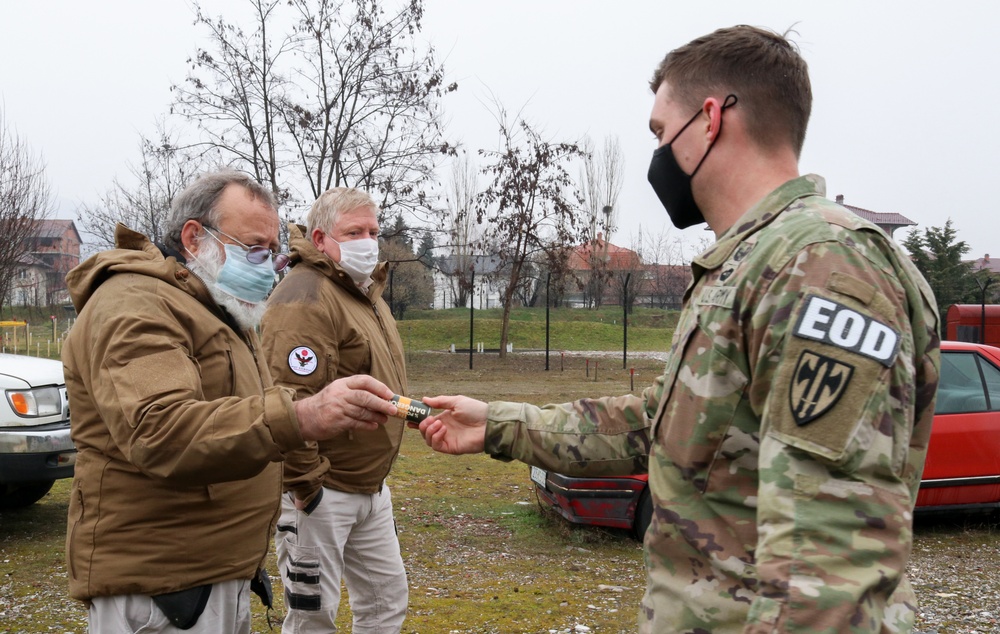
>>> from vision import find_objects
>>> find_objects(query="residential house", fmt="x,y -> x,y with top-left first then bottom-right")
9,253 -> 53,307
16,219 -> 82,306
564,234 -> 690,310
431,253 -> 504,310
970,253 -> 1000,276
836,194 -> 916,238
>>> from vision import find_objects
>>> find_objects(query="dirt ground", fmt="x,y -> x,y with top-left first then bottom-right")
2,352 -> 1000,632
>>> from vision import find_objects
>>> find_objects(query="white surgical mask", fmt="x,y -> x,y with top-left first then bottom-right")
334,238 -> 379,286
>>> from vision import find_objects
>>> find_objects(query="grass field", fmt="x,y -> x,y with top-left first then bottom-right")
0,350 -> 664,633
5,308 -> 996,632
1,305 -> 677,362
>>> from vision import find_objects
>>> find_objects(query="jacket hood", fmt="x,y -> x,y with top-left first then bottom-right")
66,224 -> 213,314
287,223 -> 388,298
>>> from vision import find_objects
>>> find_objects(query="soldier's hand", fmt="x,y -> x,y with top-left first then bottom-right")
417,395 -> 489,455
295,375 -> 397,442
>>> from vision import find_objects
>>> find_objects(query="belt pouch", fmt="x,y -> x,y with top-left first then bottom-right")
151,584 -> 212,630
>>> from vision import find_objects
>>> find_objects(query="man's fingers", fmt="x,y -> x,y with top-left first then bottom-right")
341,374 -> 394,400
343,387 -> 397,417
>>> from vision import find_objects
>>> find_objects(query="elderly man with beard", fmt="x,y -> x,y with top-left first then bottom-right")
62,170 -> 399,634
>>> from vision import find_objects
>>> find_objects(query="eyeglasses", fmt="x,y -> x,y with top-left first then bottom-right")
203,225 -> 290,272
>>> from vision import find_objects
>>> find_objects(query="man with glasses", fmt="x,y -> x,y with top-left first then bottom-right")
62,170 -> 399,633
260,187 -> 408,633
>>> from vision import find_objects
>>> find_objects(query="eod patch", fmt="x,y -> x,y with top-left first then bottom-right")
768,292 -> 895,462
793,295 -> 900,367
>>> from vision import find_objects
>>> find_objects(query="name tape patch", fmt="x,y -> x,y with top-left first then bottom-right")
698,286 -> 736,309
793,295 -> 900,367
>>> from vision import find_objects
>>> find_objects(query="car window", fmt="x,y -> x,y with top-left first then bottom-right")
980,354 -> 1000,411
937,351 -> 988,414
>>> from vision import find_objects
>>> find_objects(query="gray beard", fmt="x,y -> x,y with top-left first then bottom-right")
186,243 -> 268,331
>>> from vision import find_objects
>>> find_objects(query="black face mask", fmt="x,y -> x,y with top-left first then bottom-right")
647,94 -> 738,229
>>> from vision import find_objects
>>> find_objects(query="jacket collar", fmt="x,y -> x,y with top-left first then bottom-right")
693,174 -> 826,271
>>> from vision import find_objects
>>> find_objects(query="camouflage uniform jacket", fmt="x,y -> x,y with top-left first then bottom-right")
484,175 -> 940,633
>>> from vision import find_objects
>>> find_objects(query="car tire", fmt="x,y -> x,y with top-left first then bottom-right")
0,481 -> 55,510
634,486 -> 653,540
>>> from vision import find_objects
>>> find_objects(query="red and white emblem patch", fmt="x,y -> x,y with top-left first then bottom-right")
288,346 -> 318,376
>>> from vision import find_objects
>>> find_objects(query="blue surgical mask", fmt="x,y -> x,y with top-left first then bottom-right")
214,243 -> 276,303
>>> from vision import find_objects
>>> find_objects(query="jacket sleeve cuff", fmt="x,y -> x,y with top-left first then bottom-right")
483,401 -> 527,462
263,386 -> 304,452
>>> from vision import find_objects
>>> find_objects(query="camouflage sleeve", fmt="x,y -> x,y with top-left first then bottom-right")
744,236 -> 938,632
482,371 -> 663,476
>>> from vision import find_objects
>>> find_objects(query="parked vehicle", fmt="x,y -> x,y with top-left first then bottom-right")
530,341 -> 1000,538
0,354 -> 75,509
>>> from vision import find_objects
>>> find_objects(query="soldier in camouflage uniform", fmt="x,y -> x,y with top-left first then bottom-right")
418,25 -> 940,633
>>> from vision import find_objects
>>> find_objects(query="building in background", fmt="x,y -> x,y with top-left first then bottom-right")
12,220 -> 81,307
836,194 -> 916,238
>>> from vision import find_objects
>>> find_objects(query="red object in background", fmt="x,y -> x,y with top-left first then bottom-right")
531,340 -> 1000,539
947,304 -> 1000,347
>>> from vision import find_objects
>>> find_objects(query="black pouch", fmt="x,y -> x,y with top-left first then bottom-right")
250,567 -> 273,609
151,584 -> 212,630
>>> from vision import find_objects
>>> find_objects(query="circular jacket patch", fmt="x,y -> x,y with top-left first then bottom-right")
288,346 -> 318,376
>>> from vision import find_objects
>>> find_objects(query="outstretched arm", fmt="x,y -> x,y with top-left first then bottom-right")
417,395 -> 489,454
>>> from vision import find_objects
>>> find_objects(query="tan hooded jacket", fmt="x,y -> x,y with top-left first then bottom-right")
62,225 -> 303,602
260,224 -> 406,501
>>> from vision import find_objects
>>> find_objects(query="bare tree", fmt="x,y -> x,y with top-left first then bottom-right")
77,126 -> 206,249
173,0 -> 291,202
475,105 -> 586,357
580,135 -> 624,240
442,152 -> 479,308
0,111 -> 53,310
578,135 -> 624,308
641,226 -> 691,310
174,0 -> 455,223
606,232 -> 645,314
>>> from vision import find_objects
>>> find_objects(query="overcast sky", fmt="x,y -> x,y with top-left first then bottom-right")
2,1 -> 997,261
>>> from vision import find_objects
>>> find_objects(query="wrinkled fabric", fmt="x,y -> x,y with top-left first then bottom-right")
63,224 -> 302,602
260,224 -> 406,501
485,175 -> 940,633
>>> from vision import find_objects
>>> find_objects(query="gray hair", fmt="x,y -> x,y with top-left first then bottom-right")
306,187 -> 379,235
163,170 -> 277,252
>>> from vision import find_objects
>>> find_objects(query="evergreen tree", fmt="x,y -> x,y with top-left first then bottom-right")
901,219 -> 975,321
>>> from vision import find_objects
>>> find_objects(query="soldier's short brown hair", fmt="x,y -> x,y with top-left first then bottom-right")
650,25 -> 812,157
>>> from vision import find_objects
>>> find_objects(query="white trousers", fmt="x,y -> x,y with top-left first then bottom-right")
88,579 -> 250,633
276,485 -> 408,633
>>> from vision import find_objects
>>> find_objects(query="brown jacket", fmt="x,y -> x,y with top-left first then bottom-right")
62,225 -> 303,602
260,224 -> 406,500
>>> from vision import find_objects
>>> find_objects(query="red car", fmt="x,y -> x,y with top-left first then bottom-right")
530,340 -> 1000,539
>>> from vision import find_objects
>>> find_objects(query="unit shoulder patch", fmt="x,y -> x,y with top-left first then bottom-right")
288,346 -> 318,376
789,350 -> 854,426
